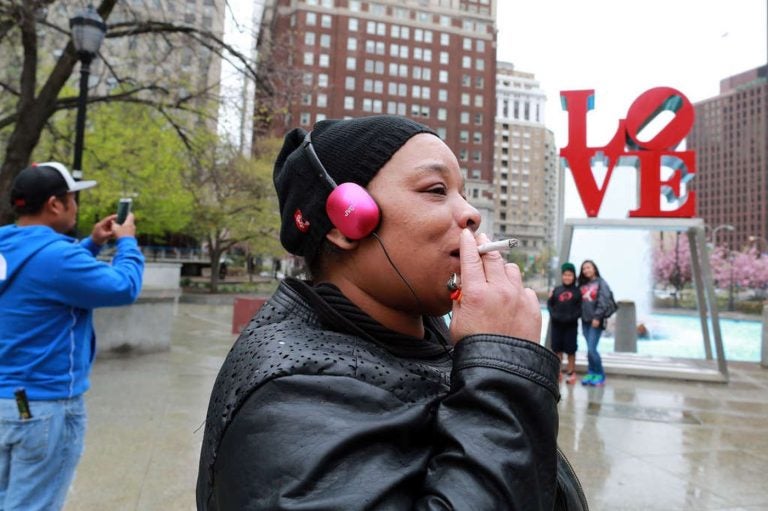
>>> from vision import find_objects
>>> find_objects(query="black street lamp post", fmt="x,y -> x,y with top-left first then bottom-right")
69,5 -> 106,206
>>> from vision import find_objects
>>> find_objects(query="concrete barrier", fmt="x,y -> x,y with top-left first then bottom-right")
614,300 -> 638,352
94,262 -> 181,357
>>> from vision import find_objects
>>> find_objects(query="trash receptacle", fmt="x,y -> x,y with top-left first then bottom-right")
232,296 -> 266,335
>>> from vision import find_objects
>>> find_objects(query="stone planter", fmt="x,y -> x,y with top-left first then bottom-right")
94,262 -> 181,357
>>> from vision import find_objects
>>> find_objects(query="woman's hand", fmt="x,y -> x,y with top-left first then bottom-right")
449,229 -> 541,344
591,318 -> 600,328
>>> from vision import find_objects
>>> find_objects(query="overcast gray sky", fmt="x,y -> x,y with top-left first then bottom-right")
496,0 -> 767,146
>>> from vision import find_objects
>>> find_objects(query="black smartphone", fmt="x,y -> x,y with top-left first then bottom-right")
116,198 -> 132,225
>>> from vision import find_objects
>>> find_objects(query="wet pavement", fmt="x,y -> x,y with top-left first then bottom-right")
65,303 -> 768,510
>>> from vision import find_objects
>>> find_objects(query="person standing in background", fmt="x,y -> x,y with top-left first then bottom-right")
578,259 -> 613,387
0,162 -> 144,510
547,262 -> 582,384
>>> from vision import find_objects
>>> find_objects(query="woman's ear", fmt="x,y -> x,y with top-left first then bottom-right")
325,227 -> 360,251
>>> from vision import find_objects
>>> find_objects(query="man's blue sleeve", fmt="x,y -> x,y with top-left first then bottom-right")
45,237 -> 145,309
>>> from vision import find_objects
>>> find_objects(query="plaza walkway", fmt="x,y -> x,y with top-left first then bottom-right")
65,303 -> 768,510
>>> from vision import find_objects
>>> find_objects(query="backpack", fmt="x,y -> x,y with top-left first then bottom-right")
603,290 -> 618,318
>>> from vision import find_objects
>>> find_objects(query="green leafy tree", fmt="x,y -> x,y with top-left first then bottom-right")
33,102 -> 194,235
182,134 -> 282,293
0,0 -> 264,224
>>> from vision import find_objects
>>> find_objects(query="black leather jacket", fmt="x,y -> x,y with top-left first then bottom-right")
197,279 -> 587,510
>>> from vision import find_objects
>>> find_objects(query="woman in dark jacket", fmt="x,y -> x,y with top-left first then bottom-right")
197,116 -> 587,510
578,259 -> 614,386
548,262 -> 582,384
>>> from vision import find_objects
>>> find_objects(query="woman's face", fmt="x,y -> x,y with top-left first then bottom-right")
351,134 -> 480,315
581,262 -> 596,280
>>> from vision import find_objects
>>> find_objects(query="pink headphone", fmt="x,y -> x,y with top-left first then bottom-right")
302,133 -> 381,240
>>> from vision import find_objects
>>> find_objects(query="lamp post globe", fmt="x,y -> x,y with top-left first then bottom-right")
69,4 -> 106,208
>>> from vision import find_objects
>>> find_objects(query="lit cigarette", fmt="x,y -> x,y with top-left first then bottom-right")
477,238 -> 519,254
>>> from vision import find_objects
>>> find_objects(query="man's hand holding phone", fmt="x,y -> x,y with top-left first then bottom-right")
113,212 -> 136,239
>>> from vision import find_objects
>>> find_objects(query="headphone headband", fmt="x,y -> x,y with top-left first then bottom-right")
302,132 -> 338,190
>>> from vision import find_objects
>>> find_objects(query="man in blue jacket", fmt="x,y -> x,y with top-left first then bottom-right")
0,162 -> 144,510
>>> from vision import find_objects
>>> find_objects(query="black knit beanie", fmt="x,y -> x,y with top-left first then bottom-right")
273,115 -> 437,263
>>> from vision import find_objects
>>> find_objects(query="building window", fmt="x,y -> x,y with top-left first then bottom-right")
391,25 -> 400,38
321,15 -> 332,28
349,0 -> 360,11
346,57 -> 356,70
387,101 -> 397,114
365,40 -> 375,53
305,32 -> 316,45
438,89 -> 448,101
440,15 -> 451,27
473,150 -> 481,162
349,18 -> 358,31
440,33 -> 450,45
347,37 -> 357,51
316,113 -> 326,122
400,46 -> 408,58
300,112 -> 310,125
476,40 -> 485,52
459,149 -> 468,160
439,70 -> 448,83
373,99 -> 383,113
363,98 -> 372,112
303,52 -> 314,65
344,97 -> 354,110
440,51 -> 449,64
462,56 -> 471,69
318,54 -> 329,67
318,73 -> 328,87
317,94 -> 328,107
302,72 -> 313,86
460,112 -> 469,124
461,93 -> 470,105
473,132 -> 482,144
301,94 -> 312,106
438,108 -> 447,120
463,38 -> 472,50
460,130 -> 469,142
437,127 -> 447,139
306,12 -> 316,25
345,76 -> 355,90
475,58 -> 484,71
474,95 -> 483,107
320,34 -> 331,48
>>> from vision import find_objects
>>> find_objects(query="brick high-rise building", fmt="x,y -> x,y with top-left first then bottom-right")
256,0 -> 498,182
687,65 -> 768,251
491,62 -> 558,256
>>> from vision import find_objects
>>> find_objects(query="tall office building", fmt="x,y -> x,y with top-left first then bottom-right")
256,0 -> 498,182
687,65 -> 768,250
491,62 -> 558,256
